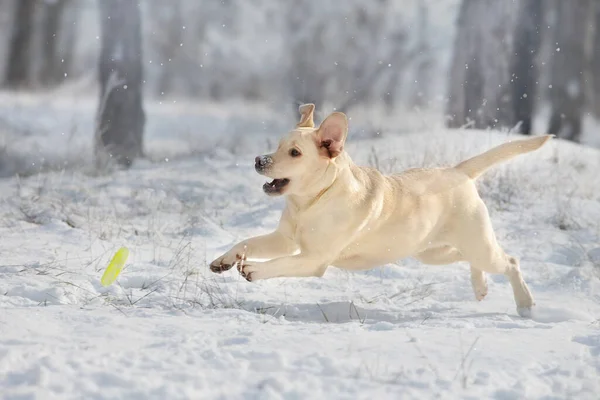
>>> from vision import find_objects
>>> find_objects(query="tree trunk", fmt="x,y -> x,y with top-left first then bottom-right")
591,2 -> 600,118
287,25 -> 327,112
410,3 -> 433,108
40,0 -> 73,86
446,0 -> 518,130
4,0 -> 36,88
286,0 -> 328,112
60,3 -> 78,82
95,0 -> 145,168
547,0 -> 590,142
155,0 -> 183,96
510,0 -> 543,135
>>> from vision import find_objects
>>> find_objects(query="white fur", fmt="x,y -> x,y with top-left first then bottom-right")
210,104 -> 553,317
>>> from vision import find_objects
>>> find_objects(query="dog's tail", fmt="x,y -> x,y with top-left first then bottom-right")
454,135 -> 553,179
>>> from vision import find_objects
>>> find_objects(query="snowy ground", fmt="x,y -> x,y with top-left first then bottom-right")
1,94 -> 600,399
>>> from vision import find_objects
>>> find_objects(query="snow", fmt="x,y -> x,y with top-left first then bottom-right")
1,96 -> 600,399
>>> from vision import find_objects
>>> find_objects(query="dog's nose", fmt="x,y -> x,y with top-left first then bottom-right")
255,155 -> 271,171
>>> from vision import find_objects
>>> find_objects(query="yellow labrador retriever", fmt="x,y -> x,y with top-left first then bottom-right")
210,104 -> 552,317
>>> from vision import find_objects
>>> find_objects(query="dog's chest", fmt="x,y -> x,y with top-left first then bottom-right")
287,205 -> 338,243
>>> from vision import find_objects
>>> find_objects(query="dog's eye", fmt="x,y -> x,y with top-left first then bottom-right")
289,148 -> 301,157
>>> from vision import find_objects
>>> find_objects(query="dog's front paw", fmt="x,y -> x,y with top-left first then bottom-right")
210,250 -> 247,273
209,256 -> 234,273
237,259 -> 253,281
236,259 -> 268,282
210,245 -> 249,274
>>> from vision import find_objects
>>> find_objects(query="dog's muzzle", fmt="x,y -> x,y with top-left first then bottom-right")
255,155 -> 272,173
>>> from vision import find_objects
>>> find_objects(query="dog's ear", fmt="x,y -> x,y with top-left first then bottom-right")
296,103 -> 315,128
317,112 -> 348,158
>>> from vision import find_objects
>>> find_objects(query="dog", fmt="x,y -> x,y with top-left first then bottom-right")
210,103 -> 552,317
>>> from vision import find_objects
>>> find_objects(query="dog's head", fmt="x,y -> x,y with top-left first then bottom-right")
255,103 -> 348,197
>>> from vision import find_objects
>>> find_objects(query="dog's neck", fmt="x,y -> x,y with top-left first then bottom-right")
286,152 -> 353,211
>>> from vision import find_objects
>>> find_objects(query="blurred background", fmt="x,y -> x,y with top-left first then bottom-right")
0,0 -> 598,176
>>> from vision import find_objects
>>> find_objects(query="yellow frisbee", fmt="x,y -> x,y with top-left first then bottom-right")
101,247 -> 129,287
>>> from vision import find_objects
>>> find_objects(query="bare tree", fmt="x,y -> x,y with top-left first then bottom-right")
446,0 -> 518,130
410,3 -> 433,108
591,2 -> 600,118
146,0 -> 185,96
510,0 -> 543,135
95,0 -> 145,168
4,0 -> 36,88
334,4 -> 408,113
286,1 -> 408,113
286,1 -> 328,111
40,0 -> 76,86
547,0 -> 591,142
383,31 -> 408,114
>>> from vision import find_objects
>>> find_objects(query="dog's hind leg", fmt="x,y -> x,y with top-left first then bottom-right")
470,267 -> 488,301
453,200 -> 534,317
416,246 -> 488,301
415,246 -> 463,265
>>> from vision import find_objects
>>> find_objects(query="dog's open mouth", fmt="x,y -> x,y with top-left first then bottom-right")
263,178 -> 290,195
